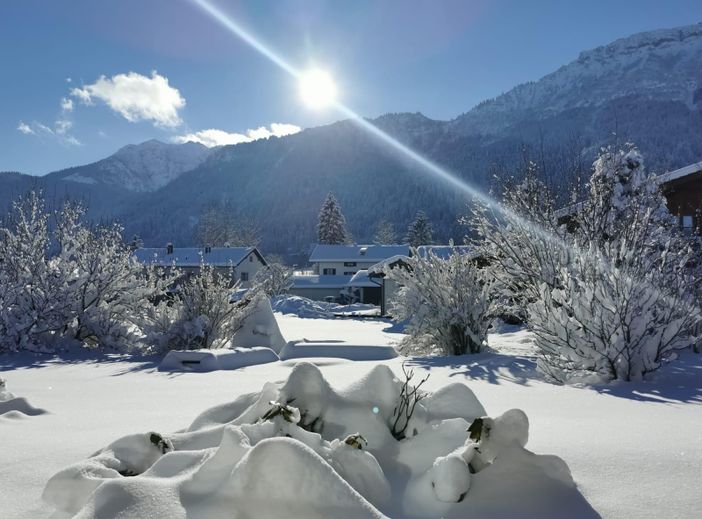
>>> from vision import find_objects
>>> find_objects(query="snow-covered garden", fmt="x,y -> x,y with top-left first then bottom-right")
1,146 -> 701,518
2,315 -> 701,518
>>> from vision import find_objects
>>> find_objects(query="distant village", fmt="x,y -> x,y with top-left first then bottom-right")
132,159 -> 702,315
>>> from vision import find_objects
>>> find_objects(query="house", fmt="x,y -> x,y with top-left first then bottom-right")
368,246 -> 477,316
290,244 -> 409,303
309,244 -> 410,276
556,160 -> 702,232
657,161 -> 702,232
133,244 -> 267,288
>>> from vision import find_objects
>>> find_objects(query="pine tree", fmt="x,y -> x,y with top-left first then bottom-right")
317,193 -> 351,244
406,211 -> 432,247
373,219 -> 396,244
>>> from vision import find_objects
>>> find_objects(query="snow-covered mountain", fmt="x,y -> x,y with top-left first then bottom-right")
2,23 -> 702,252
452,23 -> 702,138
57,140 -> 212,192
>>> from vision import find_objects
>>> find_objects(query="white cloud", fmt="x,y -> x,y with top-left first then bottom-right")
55,119 -> 73,135
71,71 -> 185,128
172,123 -> 301,147
61,97 -> 74,113
16,120 -> 81,146
17,121 -> 35,135
63,135 -> 82,146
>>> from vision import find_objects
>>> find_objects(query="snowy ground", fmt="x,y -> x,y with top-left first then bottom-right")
1,314 -> 701,518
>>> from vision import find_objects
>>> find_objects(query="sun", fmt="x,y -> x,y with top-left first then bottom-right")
298,69 -> 337,109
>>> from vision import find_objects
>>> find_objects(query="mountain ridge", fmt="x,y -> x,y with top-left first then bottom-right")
2,23 -> 702,254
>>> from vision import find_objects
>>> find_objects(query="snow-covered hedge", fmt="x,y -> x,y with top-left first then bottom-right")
43,363 -> 586,518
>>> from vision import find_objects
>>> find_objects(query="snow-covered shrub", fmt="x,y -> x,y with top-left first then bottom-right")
388,249 -> 493,355
254,263 -> 292,296
0,192 -> 174,353
390,362 -> 429,440
44,363 -> 579,518
0,193 -> 69,352
53,203 -> 173,349
470,146 -> 701,382
144,263 -> 260,352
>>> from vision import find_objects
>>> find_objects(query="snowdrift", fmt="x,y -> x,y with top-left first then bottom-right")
271,295 -> 378,319
43,363 -> 596,518
280,339 -> 398,361
0,378 -> 47,420
159,347 -> 279,372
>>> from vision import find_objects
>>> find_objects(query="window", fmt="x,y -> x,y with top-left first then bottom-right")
682,215 -> 694,230
343,262 -> 357,267
249,255 -> 254,262
343,271 -> 355,276
240,272 -> 249,282
323,268 -> 336,275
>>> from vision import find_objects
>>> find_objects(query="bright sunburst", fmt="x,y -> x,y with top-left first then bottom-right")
298,69 -> 337,109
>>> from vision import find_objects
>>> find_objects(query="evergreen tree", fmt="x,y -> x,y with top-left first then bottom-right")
317,193 -> 351,244
406,211 -> 433,247
373,219 -> 396,244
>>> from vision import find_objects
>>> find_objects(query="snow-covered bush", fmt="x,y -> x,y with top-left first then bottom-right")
254,263 -> 293,296
53,203 -> 173,349
144,263 -> 260,352
0,193 -> 69,352
470,146 -> 701,382
0,192 -> 173,353
388,249 -> 493,355
44,363 -> 580,518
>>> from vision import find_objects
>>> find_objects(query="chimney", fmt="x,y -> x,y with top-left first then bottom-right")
166,242 -> 174,255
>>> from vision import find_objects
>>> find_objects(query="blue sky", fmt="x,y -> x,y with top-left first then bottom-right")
2,0 -> 701,175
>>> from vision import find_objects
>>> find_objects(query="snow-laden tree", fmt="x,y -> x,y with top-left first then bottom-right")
143,263 -> 260,352
470,146 -> 701,382
406,211 -> 433,247
317,192 -> 351,244
0,193 -> 70,352
373,219 -> 396,244
388,249 -> 493,356
254,263 -> 293,297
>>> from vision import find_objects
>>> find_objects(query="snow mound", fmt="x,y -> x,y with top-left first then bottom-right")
272,295 -> 334,318
43,363 -> 593,518
227,295 -> 286,353
280,339 -> 398,361
159,347 -> 279,372
0,378 -> 47,419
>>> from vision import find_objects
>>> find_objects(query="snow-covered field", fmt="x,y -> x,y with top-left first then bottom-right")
1,314 -> 701,518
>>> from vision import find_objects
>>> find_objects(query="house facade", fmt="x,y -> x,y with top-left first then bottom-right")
133,245 -> 267,288
290,244 -> 409,303
309,244 -> 410,276
657,161 -> 702,232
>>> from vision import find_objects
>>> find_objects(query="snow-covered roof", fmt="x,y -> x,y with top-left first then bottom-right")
309,244 -> 410,263
656,161 -> 702,185
346,270 -> 379,288
367,255 -> 410,277
415,245 -> 477,259
291,275 -> 351,289
134,247 -> 264,267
